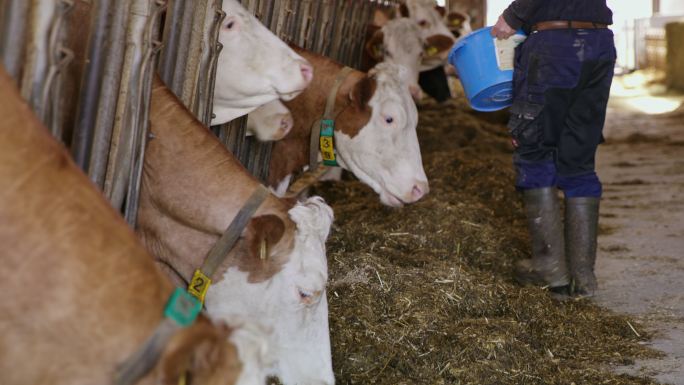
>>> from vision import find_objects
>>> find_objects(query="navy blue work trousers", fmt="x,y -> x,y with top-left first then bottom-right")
508,28 -> 616,198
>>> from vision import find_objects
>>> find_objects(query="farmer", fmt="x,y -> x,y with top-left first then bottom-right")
491,1 -> 616,297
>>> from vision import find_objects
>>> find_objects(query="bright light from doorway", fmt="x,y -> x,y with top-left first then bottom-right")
625,97 -> 683,115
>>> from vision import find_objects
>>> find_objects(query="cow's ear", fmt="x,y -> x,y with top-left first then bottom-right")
447,12 -> 466,29
349,75 -> 376,111
398,3 -> 409,17
424,34 -> 455,57
244,214 -> 286,262
365,30 -> 385,61
159,318 -> 237,385
435,5 -> 446,18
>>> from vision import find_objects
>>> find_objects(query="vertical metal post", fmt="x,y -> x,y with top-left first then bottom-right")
88,0 -> 130,188
71,0 -> 109,170
0,0 -> 30,83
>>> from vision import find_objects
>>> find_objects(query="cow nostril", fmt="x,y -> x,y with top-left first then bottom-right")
412,182 -> 429,200
300,63 -> 314,84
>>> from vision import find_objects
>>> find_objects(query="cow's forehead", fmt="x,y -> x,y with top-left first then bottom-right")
384,18 -> 423,46
223,0 -> 255,24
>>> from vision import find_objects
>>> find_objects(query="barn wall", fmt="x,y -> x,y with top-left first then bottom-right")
666,22 -> 684,91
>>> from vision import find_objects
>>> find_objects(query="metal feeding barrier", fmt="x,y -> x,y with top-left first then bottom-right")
211,0 -> 401,184
0,0 -> 166,227
0,0 -> 403,225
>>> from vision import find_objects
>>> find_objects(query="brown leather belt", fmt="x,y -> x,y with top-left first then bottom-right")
532,21 -> 608,32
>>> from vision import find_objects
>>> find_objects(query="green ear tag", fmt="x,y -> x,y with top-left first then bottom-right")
164,287 -> 202,327
319,119 -> 338,167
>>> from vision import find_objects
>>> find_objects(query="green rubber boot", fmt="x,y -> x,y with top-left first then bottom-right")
514,187 -> 570,289
565,197 -> 600,297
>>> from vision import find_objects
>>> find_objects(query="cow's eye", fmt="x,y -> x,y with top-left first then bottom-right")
418,19 -> 429,28
226,21 -> 235,29
385,116 -> 394,124
298,288 -> 321,305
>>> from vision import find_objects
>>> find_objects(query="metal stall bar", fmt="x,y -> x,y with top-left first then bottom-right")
103,0 -> 163,220
158,0 -> 186,84
188,0 -> 226,125
20,0 -> 58,119
88,0 -> 131,188
124,0 -> 166,225
40,0 -> 75,140
71,0 -> 109,170
0,0 -> 30,83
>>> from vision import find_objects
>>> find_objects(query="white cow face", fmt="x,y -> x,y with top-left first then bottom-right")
399,0 -> 456,70
213,0 -> 313,125
336,63 -> 429,207
246,100 -> 294,142
366,18 -> 425,100
206,197 -> 335,385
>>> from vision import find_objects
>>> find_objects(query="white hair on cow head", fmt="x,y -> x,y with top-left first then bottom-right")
381,18 -> 425,91
226,318 -> 273,385
288,196 -> 334,246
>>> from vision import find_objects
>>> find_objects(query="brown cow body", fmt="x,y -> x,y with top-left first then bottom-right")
137,77 -> 336,385
0,69 -> 245,385
138,77 -> 298,287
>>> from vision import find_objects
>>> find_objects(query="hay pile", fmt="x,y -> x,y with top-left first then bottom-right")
312,97 -> 660,384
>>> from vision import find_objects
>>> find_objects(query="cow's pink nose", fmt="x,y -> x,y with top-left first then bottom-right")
300,62 -> 314,84
411,181 -> 429,202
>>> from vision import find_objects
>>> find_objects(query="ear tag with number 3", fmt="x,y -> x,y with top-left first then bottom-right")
319,119 -> 338,167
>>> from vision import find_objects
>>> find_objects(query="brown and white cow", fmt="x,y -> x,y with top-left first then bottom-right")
268,48 -> 429,207
363,18 -> 454,100
246,99 -> 294,141
398,0 -> 457,71
0,69 -> 268,385
212,0 -> 314,125
443,9 -> 473,39
137,77 -> 335,385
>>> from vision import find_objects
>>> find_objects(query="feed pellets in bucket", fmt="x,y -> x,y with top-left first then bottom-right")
448,27 -> 526,112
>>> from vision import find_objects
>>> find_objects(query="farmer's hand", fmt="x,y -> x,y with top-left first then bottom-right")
491,15 -> 516,40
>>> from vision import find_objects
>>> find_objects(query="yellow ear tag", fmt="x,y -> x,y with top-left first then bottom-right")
451,19 -> 462,27
426,46 -> 438,57
259,238 -> 268,261
373,45 -> 382,59
188,269 -> 212,304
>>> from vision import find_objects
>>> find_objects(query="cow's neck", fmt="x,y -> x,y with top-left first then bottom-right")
268,50 -> 364,187
138,78 -> 292,285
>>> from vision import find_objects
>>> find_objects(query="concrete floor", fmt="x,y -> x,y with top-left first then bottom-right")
595,74 -> 684,384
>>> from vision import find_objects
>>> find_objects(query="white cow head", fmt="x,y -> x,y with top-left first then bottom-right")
399,0 -> 456,70
365,18 -> 425,100
246,100 -> 294,141
213,0 -> 313,125
206,197 -> 335,385
335,63 -> 429,207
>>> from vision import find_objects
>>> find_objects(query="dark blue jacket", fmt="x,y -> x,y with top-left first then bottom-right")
502,0 -> 613,31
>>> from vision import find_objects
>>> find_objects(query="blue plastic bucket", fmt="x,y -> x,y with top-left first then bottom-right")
448,27 -> 526,112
